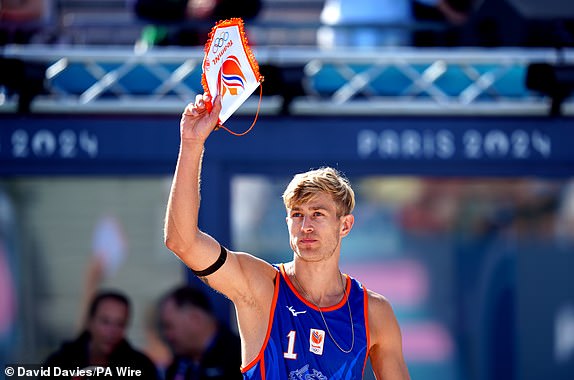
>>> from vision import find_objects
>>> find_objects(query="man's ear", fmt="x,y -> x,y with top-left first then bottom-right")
340,214 -> 354,237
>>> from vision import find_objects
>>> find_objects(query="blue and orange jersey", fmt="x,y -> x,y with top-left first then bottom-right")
242,264 -> 370,379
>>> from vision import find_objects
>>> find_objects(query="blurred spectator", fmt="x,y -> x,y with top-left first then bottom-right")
412,0 -> 475,47
317,0 -> 469,48
398,179 -> 462,235
556,180 -> 574,242
507,180 -> 561,239
0,0 -> 55,45
159,285 -> 242,380
142,304 -> 172,375
79,215 -> 128,330
318,0 -> 412,47
0,189 -> 17,366
452,0 -> 574,48
44,290 -> 159,380
132,0 -> 261,49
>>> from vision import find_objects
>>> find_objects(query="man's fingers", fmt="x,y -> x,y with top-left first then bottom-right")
210,96 -> 222,116
182,103 -> 194,116
203,93 -> 212,104
195,93 -> 204,107
182,94 -> 208,115
182,102 -> 207,118
208,96 -> 222,125
181,94 -> 219,124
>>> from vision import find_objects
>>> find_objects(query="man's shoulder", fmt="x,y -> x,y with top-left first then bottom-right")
113,341 -> 156,367
112,343 -> 159,379
365,288 -> 403,345
366,289 -> 394,317
44,334 -> 88,365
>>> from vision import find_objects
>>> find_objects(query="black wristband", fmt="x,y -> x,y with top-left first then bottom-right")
191,244 -> 228,277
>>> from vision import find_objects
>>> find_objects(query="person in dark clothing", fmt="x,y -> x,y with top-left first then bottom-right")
43,290 -> 159,380
159,286 -> 242,380
133,0 -> 261,47
412,0 -> 473,47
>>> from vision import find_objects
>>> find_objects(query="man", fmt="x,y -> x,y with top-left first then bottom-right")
159,285 -> 242,379
44,291 -> 159,380
164,94 -> 410,379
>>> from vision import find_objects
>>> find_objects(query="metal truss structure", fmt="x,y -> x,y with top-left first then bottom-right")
1,45 -> 573,115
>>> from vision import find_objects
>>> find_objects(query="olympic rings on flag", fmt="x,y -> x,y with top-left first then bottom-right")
212,32 -> 230,53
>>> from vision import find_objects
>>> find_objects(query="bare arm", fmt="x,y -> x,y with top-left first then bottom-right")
164,94 -> 275,300
164,94 -> 220,267
368,290 -> 410,380
164,96 -> 276,364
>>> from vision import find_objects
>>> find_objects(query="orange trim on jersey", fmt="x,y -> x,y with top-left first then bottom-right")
241,269 -> 281,373
260,356 -> 266,380
279,263 -> 351,312
362,286 -> 371,377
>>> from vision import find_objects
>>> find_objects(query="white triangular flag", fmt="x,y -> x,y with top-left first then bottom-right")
202,18 -> 263,125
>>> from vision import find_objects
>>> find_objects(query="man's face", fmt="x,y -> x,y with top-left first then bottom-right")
160,299 -> 197,355
286,192 -> 353,262
87,299 -> 128,357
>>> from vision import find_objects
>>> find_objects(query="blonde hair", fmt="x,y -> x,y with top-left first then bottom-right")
282,167 -> 355,216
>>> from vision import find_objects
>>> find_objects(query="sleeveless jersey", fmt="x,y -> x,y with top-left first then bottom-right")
242,264 -> 370,379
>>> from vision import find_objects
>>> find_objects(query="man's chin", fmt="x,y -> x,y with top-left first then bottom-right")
100,343 -> 120,356
294,250 -> 323,262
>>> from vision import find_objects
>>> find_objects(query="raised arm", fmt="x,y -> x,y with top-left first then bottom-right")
164,94 -> 222,269
164,94 -> 275,302
368,291 -> 411,380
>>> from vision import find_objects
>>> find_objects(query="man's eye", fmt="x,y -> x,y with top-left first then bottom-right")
313,212 -> 323,217
291,213 -> 302,218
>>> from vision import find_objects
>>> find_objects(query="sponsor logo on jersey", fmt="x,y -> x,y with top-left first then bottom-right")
309,329 -> 325,355
287,306 -> 307,316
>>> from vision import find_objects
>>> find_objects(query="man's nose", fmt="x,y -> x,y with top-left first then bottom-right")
300,216 -> 313,232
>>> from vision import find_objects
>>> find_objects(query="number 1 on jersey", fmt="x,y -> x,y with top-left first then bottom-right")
284,330 -> 297,359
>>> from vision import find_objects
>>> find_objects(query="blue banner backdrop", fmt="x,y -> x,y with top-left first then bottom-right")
1,114 -> 573,177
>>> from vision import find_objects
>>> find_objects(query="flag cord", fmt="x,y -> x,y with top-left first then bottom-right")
218,81 -> 263,136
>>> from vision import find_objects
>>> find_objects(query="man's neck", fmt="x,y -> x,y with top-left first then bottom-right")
88,345 -> 110,367
288,261 -> 346,307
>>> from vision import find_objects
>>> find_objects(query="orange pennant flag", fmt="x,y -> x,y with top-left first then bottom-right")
202,18 -> 263,126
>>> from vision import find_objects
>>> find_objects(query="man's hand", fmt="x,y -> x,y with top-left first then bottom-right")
180,94 -> 223,143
